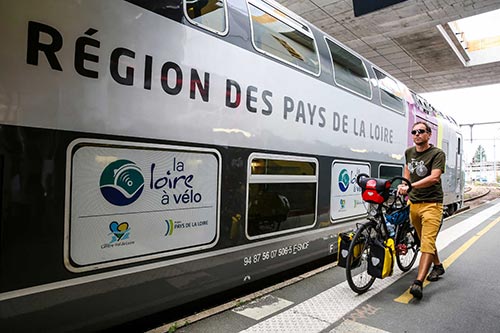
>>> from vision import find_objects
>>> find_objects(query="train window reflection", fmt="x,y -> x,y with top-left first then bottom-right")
248,1 -> 319,74
442,140 -> 449,157
184,0 -> 228,34
373,68 -> 405,113
251,159 -> 316,175
326,39 -> 371,99
378,164 -> 404,207
126,0 -> 184,22
379,164 -> 403,180
248,183 -> 316,237
247,154 -> 318,239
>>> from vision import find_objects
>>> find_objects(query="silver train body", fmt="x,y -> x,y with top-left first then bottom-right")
0,0 -> 463,330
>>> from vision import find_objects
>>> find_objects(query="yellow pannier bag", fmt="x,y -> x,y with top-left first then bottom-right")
367,238 -> 395,279
337,231 -> 364,268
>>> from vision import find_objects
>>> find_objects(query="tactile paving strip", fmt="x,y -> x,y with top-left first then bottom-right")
242,309 -> 330,332
241,265 -> 408,333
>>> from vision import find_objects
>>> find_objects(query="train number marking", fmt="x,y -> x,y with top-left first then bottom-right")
243,241 -> 310,266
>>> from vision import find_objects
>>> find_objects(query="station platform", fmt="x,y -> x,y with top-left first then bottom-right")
151,199 -> 500,333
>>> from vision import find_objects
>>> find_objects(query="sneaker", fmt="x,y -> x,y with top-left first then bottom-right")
410,283 -> 423,300
427,264 -> 445,282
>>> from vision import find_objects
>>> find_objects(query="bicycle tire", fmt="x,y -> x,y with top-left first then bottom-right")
395,220 -> 420,272
346,222 -> 376,294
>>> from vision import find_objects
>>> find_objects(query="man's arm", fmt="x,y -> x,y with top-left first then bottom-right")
398,165 -> 411,195
410,169 -> 442,189
398,168 -> 441,195
403,164 -> 410,181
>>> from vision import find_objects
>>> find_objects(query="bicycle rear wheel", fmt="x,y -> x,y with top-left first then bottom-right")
345,222 -> 376,294
395,220 -> 420,272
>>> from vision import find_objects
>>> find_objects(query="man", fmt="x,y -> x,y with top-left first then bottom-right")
398,121 -> 446,300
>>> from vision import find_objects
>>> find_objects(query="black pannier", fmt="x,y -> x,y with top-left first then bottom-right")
337,231 -> 365,268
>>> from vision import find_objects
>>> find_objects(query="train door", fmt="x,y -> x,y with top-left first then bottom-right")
441,138 -> 452,205
455,133 -> 464,205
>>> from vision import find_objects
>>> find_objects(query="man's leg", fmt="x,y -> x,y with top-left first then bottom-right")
428,250 -> 445,281
417,252 -> 434,281
410,251 -> 433,299
433,251 -> 441,265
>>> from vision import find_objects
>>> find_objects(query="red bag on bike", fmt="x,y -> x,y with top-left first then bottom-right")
358,178 -> 391,204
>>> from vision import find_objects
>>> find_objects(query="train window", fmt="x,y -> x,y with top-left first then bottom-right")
435,109 -> 445,118
126,0 -> 184,22
251,158 -> 316,175
414,94 -> 430,114
184,0 -> 228,34
373,68 -> 405,114
442,140 -> 449,157
325,38 -> 371,99
379,164 -> 403,186
248,0 -> 320,75
411,93 -> 420,110
247,154 -> 318,239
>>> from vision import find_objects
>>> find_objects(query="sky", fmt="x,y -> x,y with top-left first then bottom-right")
455,8 -> 500,40
420,9 -> 500,165
422,83 -> 500,163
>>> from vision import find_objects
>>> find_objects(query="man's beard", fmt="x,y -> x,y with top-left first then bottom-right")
415,140 -> 427,147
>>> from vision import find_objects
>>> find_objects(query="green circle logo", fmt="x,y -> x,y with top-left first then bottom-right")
100,159 -> 144,206
338,169 -> 350,192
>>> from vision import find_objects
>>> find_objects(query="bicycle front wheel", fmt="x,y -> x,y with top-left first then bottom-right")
345,222 -> 376,294
395,221 -> 420,272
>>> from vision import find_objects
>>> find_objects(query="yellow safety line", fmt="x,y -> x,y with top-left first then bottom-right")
394,216 -> 500,303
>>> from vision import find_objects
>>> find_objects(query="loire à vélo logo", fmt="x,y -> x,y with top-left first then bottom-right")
100,159 -> 145,206
338,168 -> 350,192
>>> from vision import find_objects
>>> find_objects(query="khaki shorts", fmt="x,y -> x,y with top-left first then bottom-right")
409,202 -> 443,254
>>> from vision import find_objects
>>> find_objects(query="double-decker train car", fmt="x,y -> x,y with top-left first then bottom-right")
0,0 -> 463,331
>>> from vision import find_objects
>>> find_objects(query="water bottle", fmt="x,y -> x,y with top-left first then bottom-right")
385,221 -> 395,237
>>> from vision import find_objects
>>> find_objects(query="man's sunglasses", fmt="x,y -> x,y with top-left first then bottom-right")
411,129 -> 428,135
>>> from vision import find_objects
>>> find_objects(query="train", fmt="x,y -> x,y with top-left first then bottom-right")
0,0 -> 464,331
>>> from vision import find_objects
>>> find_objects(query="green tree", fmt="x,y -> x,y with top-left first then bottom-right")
473,145 -> 487,163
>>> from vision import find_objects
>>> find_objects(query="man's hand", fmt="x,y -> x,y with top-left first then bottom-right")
397,183 -> 409,195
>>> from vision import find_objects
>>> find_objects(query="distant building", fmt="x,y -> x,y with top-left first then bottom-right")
466,161 -> 498,182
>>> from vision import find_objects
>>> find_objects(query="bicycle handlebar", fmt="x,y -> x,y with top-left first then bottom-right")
356,173 -> 412,193
389,176 -> 413,193
356,173 -> 370,185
